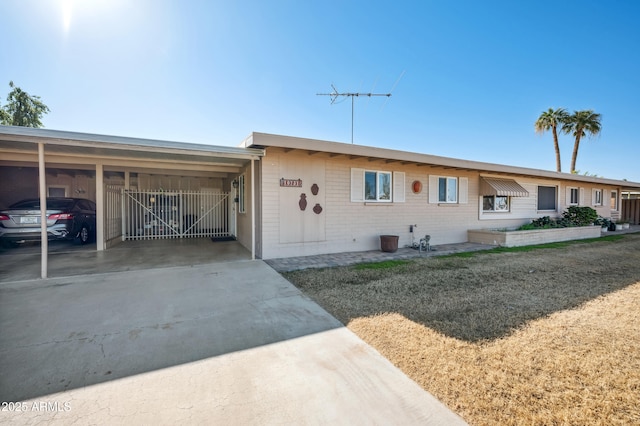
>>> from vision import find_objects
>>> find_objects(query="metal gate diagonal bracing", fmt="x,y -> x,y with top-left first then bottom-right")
122,190 -> 231,240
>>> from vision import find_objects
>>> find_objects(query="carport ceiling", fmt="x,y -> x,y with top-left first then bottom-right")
0,127 -> 263,172
9,142 -> 249,166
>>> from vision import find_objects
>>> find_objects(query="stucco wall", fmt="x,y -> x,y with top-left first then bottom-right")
235,162 -> 255,255
258,148 -> 621,259
135,174 -> 222,191
0,166 -> 98,207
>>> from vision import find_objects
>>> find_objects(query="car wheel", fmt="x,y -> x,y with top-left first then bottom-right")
1,240 -> 19,249
76,225 -> 90,245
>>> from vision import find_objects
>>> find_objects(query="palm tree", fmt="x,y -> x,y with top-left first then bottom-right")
562,110 -> 602,173
535,108 -> 569,172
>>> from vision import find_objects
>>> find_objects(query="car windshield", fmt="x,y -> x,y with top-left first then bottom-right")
9,199 -> 75,210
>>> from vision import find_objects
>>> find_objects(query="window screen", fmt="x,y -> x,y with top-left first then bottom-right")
538,186 -> 556,210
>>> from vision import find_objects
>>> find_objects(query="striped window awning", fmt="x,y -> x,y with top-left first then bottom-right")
480,177 -> 529,197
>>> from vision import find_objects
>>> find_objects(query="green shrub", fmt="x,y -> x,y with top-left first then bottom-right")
594,217 -> 611,228
528,216 -> 563,228
531,216 -> 553,228
562,206 -> 598,227
517,223 -> 537,230
523,207 -> 598,230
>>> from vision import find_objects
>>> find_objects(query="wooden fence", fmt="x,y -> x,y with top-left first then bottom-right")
621,199 -> 640,225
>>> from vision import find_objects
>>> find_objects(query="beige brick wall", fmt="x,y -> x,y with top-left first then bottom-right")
258,148 -> 622,259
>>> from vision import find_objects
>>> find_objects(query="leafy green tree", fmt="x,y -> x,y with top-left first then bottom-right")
562,110 -> 602,173
0,81 -> 50,128
534,108 -> 569,172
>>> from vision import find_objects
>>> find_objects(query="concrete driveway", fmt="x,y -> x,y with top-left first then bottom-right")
0,238 -> 252,282
0,260 -> 466,425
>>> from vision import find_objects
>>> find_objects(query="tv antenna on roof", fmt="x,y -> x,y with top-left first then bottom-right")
317,84 -> 391,144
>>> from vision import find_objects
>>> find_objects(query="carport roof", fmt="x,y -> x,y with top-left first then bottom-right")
0,126 -> 263,168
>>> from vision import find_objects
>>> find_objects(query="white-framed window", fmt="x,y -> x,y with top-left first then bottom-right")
610,190 -> 618,211
48,186 -> 68,197
570,188 -> 579,205
428,176 -> 468,204
238,174 -> 246,213
483,195 -> 510,212
364,170 -> 392,202
438,177 -> 457,203
351,168 -> 404,203
593,189 -> 603,206
538,186 -> 557,211
565,186 -> 584,206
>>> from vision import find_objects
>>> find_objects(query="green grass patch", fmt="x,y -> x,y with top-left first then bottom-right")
445,235 -> 625,258
355,259 -> 411,270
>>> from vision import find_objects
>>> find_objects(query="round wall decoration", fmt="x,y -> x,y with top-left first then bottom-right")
412,180 -> 423,194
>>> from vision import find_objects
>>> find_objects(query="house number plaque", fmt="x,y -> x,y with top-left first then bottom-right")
280,178 -> 302,187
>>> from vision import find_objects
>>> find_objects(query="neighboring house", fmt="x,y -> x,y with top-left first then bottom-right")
2,126 -> 640,263
241,133 -> 640,259
623,191 -> 640,199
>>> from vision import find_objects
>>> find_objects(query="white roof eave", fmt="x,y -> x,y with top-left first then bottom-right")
248,132 -> 640,189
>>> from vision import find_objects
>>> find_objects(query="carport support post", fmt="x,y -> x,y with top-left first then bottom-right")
96,163 -> 105,251
251,158 -> 255,260
38,143 -> 48,279
122,171 -> 130,242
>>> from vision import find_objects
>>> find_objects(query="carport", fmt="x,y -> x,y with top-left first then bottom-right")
0,126 -> 264,278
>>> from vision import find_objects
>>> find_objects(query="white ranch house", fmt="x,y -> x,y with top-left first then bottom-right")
1,126 -> 639,265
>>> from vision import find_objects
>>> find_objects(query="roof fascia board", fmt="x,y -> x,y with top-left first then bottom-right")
0,126 -> 264,160
0,146 -> 247,168
0,147 -> 245,167
248,132 -> 640,189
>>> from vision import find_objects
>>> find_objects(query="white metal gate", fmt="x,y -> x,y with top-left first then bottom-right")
123,189 -> 231,240
105,184 -> 124,242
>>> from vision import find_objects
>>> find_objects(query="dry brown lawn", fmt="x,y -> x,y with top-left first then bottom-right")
284,234 -> 640,425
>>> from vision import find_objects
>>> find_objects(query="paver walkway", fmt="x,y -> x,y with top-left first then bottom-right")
266,226 -> 640,272
266,242 -> 495,272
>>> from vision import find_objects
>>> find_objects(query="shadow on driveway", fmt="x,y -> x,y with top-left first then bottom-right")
0,238 -> 252,282
0,261 -> 342,402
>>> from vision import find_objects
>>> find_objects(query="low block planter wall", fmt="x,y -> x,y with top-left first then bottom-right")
468,226 -> 602,248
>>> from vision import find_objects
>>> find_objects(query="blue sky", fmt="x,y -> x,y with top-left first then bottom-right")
2,1 -> 639,182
